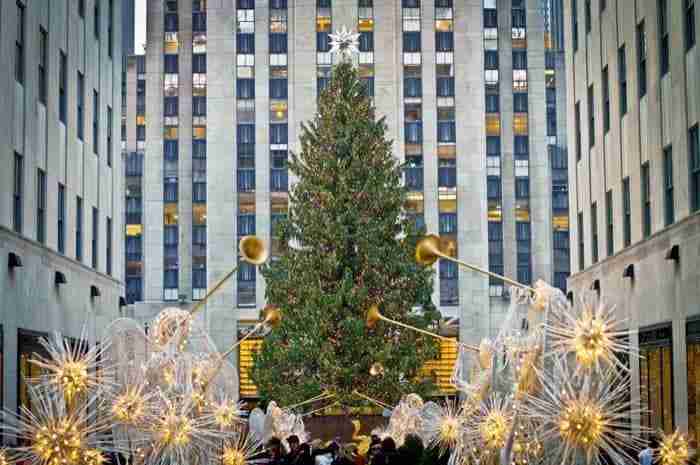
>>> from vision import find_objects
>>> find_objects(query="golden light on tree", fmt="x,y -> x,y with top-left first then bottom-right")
657,430 -> 689,465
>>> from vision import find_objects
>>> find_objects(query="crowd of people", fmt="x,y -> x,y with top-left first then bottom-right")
258,433 -> 447,465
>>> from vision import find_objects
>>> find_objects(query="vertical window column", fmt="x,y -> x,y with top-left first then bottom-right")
642,162 -> 651,237
403,0 -> 425,232
316,0 -> 332,94
13,152 -> 23,233
484,1 -> 504,297
163,0 -> 180,301
358,0 -> 374,98
58,183 -> 66,254
37,169 -> 46,244
436,0 -> 458,307
237,0 -> 257,307
192,0 -> 208,300
270,0 -> 289,258
690,125 -> 700,213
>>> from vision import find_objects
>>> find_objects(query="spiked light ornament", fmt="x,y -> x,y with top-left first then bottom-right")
462,394 -> 513,462
212,399 -> 244,431
221,429 -> 262,465
419,399 -> 465,462
657,430 -> 690,465
0,449 -> 12,465
112,384 -> 150,426
328,26 -> 360,59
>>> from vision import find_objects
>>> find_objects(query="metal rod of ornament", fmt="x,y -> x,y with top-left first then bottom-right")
415,234 -> 536,293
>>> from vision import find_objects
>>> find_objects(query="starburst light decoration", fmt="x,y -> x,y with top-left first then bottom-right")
221,428 -> 263,465
0,449 -> 13,465
657,430 -> 690,465
329,26 -> 360,59
419,399 -> 466,462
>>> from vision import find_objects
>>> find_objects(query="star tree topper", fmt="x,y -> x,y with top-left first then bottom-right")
329,26 -> 360,59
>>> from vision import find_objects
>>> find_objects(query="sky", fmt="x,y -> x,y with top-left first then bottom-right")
135,0 -> 147,55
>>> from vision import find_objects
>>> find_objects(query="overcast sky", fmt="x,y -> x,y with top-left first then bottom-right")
135,0 -> 146,55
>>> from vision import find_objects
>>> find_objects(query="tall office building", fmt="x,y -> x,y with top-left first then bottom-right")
564,0 -> 699,443
122,0 -> 569,396
122,0 -> 136,56
0,0 -> 124,413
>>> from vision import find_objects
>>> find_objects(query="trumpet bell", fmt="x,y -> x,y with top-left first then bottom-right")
261,305 -> 282,329
415,234 -> 442,266
239,236 -> 269,265
365,305 -> 382,329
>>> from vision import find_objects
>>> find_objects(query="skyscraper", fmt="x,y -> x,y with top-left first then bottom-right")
564,0 -> 699,442
122,0 -> 569,397
0,0 -> 124,413
122,0 -> 136,56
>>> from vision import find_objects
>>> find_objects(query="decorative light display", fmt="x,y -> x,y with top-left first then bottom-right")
657,430 -> 690,465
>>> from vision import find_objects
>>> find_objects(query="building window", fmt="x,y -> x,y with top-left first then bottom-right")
77,72 -> 84,140
107,106 -> 113,166
606,190 -> 614,256
623,177 -> 631,247
642,162 -> 651,238
602,66 -> 610,133
587,85 -> 595,148
575,102 -> 582,161
639,325 -> 674,437
59,51 -> 67,123
637,21 -> 647,98
93,90 -> 100,155
591,202 -> 598,263
664,146 -> 674,226
106,217 -> 112,275
76,197 -> 83,261
584,0 -> 591,33
18,330 -> 49,412
94,0 -> 100,38
13,152 -> 23,233
572,0 -> 578,51
687,0 -> 696,51
691,125 -> 700,212
108,0 -> 113,57
79,0 -> 85,17
58,184 -> 66,254
686,319 -> 700,448
15,1 -> 24,84
658,0 -> 669,76
92,207 -> 99,269
618,45 -> 627,116
37,169 -> 46,244
577,211 -> 584,271
39,27 -> 48,104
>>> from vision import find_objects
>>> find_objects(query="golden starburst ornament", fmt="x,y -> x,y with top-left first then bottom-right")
0,449 -> 12,465
463,394 -> 513,461
419,399 -> 465,460
112,384 -> 150,426
221,429 -> 262,465
657,430 -> 690,465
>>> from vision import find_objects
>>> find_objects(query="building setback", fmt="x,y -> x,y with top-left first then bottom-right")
564,0 -> 700,444
0,0 -> 124,413
122,0 -> 570,398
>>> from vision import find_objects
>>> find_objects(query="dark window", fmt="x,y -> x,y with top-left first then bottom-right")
37,169 -> 46,244
238,33 -> 255,54
602,66 -> 610,133
514,93 -> 528,112
270,33 -> 288,53
575,101 -> 582,161
515,178 -> 529,198
591,202 -> 598,263
193,54 -> 206,73
664,146 -> 674,226
606,190 -> 614,256
690,125 -> 700,212
164,54 -> 179,73
94,0 -> 100,37
92,207 -> 99,269
601,0 -> 606,11
572,0 -> 579,51
270,79 -> 288,99
513,50 -> 527,70
512,8 -> 526,28
642,162 -> 651,237
486,94 -> 499,113
237,79 -> 255,99
484,50 -> 499,69
93,90 -> 100,155
618,45 -> 628,115
193,11 -> 207,31
271,124 -> 288,144
587,85 -> 595,148
106,217 -> 112,275
585,0 -> 591,32
359,31 -> 373,52
77,72 -> 84,140
193,140 -> 207,159
578,211 -> 585,270
108,0 -> 113,57
76,197 -> 83,261
39,27 -> 48,104
164,96 -> 178,116
193,96 -> 206,116
438,159 -> 456,187
437,77 -> 454,97
439,213 -> 457,234
79,0 -> 84,17
659,0 -> 669,76
687,0 -> 696,51
487,176 -> 501,199
15,1 -> 24,84
404,77 -> 422,98
436,31 -> 454,52
13,152 -> 23,233
403,32 -> 421,52
623,177 -> 631,246
165,13 -> 178,32
107,106 -> 113,166
514,135 -> 529,158
486,136 -> 501,156
58,184 -> 66,254
637,21 -> 647,98
164,179 -> 178,202
484,9 -> 497,28
59,51 -> 67,123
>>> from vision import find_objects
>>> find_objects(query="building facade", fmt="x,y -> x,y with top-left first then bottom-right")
122,0 -> 569,397
564,0 -> 700,445
0,0 -> 124,414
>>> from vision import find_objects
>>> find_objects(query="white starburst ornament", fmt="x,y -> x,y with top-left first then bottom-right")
329,26 -> 360,59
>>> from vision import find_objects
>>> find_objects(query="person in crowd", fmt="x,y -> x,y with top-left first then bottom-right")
267,437 -> 286,465
331,445 -> 355,465
286,435 -> 301,464
638,436 -> 658,465
397,434 -> 424,464
294,443 -> 314,465
370,437 -> 398,465
367,436 -> 382,464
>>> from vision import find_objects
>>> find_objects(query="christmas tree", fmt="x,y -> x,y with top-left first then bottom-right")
252,61 -> 440,408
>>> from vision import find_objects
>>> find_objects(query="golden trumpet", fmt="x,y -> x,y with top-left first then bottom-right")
239,235 -> 269,265
365,305 -> 478,352
416,234 -> 535,293
261,305 -> 282,329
